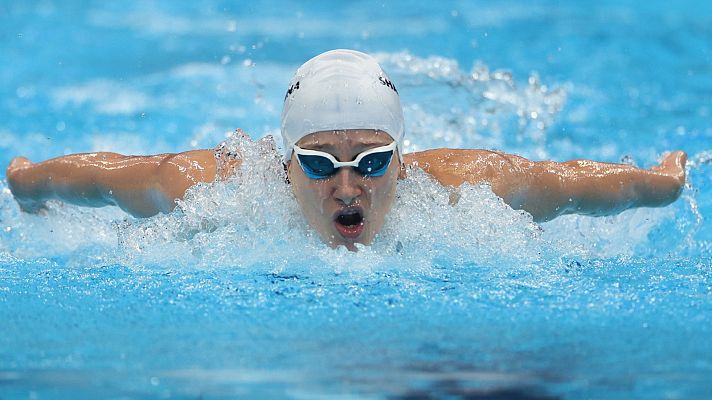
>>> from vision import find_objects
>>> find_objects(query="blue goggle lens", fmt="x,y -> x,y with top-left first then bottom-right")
298,150 -> 393,179
298,154 -> 337,178
358,151 -> 392,177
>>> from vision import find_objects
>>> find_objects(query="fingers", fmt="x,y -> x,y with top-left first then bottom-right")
660,150 -> 687,170
660,152 -> 687,195
652,151 -> 686,175
672,150 -> 687,170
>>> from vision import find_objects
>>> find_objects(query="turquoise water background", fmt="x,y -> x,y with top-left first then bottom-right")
1,1 -> 711,399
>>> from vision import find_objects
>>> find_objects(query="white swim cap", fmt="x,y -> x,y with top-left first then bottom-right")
280,49 -> 405,161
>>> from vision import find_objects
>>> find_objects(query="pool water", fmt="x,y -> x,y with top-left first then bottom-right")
1,1 -> 711,399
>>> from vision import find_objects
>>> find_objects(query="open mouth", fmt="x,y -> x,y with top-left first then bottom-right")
334,207 -> 365,239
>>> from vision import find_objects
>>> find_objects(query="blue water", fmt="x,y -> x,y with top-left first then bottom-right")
1,1 -> 711,399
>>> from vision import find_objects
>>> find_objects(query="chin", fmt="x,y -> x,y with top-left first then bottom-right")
326,231 -> 372,252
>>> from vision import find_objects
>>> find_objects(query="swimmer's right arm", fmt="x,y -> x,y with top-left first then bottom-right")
5,150 -> 240,217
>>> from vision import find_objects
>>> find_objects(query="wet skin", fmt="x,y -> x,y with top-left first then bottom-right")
5,130 -> 687,251
287,130 -> 401,251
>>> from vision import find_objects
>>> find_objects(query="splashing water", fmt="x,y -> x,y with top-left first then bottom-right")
1,17 -> 710,397
108,130 -> 547,272
377,51 -> 566,158
0,127 -> 701,273
0,48 -> 705,271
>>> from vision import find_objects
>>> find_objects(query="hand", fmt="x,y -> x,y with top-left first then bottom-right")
651,151 -> 687,187
7,157 -> 49,214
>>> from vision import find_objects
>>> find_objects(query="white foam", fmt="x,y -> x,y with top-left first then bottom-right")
1,51 -> 702,271
375,52 -> 567,158
0,130 -> 698,273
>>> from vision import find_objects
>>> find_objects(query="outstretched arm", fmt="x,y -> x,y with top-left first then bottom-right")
5,150 -> 236,217
404,149 -> 687,222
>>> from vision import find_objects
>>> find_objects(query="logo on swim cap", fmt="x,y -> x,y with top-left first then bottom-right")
280,49 -> 405,161
284,81 -> 300,101
378,76 -> 398,94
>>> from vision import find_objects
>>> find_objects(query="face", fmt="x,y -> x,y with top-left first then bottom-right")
287,129 -> 401,251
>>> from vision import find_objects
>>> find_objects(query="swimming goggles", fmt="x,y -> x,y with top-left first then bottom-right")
293,141 -> 397,179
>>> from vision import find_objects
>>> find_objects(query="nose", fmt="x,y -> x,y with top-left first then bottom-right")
332,167 -> 362,205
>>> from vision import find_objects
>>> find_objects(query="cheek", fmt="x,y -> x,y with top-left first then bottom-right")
294,180 -> 332,220
369,171 -> 398,208
290,166 -> 328,202
305,182 -> 331,203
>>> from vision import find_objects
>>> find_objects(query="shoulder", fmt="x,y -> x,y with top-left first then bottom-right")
402,148 -> 523,187
404,148 -> 498,166
403,148 -> 511,174
158,150 -> 222,184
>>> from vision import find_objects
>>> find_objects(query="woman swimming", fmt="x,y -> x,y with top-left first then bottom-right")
5,49 -> 687,251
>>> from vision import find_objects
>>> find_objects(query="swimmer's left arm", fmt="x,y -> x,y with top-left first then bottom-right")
405,149 -> 687,222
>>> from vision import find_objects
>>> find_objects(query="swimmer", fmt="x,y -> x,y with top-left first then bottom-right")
5,49 -> 687,251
